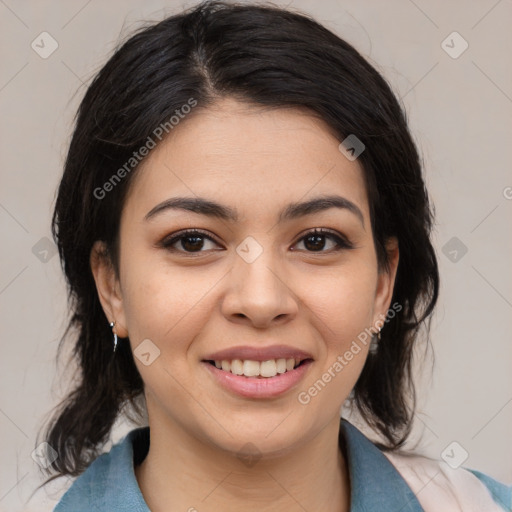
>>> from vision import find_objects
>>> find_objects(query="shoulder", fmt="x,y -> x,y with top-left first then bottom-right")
383,450 -> 512,512
52,448 -> 118,511
53,427 -> 150,512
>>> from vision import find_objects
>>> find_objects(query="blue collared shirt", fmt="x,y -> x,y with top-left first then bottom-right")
53,418 -> 511,511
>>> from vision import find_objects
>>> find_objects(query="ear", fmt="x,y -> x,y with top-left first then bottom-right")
90,241 -> 128,338
372,236 -> 399,323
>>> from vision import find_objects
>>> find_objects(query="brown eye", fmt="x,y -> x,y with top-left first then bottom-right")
293,228 -> 354,253
161,230 -> 220,253
160,228 -> 354,256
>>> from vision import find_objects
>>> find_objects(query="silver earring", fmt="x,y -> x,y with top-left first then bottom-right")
109,321 -> 118,352
369,327 -> 381,354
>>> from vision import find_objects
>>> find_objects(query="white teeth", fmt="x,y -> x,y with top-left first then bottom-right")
231,359 -> 243,375
243,360 -> 260,377
211,357 -> 301,377
260,360 -> 277,377
276,358 -> 287,374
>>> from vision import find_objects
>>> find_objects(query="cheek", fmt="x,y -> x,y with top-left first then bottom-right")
301,265 -> 377,390
120,257 -> 217,353
308,264 -> 377,341
287,268 -> 377,415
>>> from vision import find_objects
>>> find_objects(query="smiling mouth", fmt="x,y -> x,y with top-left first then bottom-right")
203,358 -> 312,378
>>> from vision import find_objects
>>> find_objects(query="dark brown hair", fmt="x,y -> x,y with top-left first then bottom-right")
38,0 -> 439,484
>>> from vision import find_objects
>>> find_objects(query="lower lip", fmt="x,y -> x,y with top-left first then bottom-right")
201,360 -> 313,399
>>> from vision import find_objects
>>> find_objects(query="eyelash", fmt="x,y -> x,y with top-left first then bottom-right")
159,228 -> 354,255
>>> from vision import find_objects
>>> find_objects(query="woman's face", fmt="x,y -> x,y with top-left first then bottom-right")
93,97 -> 398,457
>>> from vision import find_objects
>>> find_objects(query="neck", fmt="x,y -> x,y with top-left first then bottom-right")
135,413 -> 350,512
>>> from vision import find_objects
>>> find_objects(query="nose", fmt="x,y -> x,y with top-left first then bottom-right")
220,245 -> 299,329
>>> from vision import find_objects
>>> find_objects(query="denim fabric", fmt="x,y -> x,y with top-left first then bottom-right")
53,418 -> 511,511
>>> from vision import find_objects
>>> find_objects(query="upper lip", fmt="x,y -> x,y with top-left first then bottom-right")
202,345 -> 314,362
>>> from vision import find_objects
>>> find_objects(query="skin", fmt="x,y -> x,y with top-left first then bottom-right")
91,97 -> 399,512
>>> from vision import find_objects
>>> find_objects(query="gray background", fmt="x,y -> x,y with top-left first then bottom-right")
1,0 -> 511,510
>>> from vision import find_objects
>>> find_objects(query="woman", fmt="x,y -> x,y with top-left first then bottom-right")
36,1 -> 511,510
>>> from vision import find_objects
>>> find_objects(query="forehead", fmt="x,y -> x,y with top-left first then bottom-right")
123,98 -> 369,225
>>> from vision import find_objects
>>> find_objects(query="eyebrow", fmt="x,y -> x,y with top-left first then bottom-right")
144,194 -> 365,227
